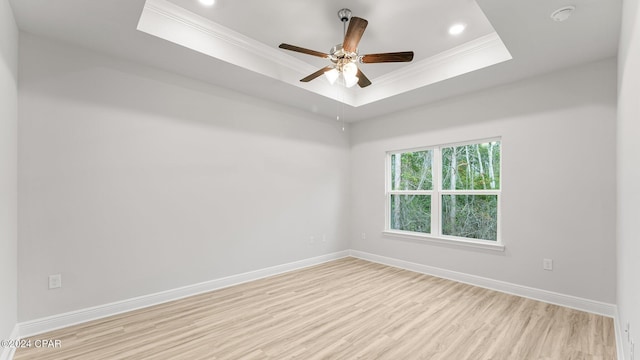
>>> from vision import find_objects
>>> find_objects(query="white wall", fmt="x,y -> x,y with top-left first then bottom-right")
17,34 -> 350,321
14,16 -> 623,330
350,59 -> 617,304
0,0 -> 18,344
617,0 -> 640,357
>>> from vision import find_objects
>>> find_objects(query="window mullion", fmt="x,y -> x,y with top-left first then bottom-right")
385,153 -> 391,231
386,139 -> 501,244
439,190 -> 501,195
388,190 -> 433,195
432,147 -> 441,237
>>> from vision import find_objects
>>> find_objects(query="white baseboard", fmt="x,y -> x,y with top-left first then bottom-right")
615,309 -> 626,360
18,251 -> 350,338
0,325 -> 19,360
13,249 -> 620,360
349,250 -> 617,318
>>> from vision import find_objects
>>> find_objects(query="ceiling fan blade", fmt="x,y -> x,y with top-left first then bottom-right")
279,43 -> 330,59
357,69 -> 372,88
361,51 -> 414,63
343,17 -> 368,53
300,66 -> 333,82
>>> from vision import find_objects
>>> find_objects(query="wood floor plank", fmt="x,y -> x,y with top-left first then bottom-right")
15,258 -> 616,359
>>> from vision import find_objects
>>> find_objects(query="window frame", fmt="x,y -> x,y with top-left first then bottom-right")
384,138 -> 504,252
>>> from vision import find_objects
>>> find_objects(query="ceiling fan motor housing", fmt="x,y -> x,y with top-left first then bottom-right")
329,44 -> 359,75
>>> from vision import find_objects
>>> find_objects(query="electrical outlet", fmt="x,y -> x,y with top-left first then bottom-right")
543,258 -> 553,271
361,232 -> 367,240
48,274 -> 62,289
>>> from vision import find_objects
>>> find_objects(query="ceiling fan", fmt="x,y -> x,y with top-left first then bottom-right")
278,8 -> 414,88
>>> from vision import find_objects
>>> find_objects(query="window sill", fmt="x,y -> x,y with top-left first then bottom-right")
382,230 -> 505,252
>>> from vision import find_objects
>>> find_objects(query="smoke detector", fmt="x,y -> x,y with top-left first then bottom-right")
551,6 -> 576,22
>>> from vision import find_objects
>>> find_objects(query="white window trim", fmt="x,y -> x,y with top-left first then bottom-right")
382,230 -> 505,251
384,138 -> 503,252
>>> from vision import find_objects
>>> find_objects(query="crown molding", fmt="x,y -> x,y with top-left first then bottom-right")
138,0 -> 358,106
137,0 -> 511,108
356,33 -> 512,106
142,0 -> 314,75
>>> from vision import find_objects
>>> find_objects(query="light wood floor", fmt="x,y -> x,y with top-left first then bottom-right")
15,258 -> 616,359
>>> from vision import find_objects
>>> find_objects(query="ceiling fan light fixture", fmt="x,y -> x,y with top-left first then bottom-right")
324,68 -> 340,85
344,74 -> 359,88
342,62 -> 358,77
277,9 -> 414,88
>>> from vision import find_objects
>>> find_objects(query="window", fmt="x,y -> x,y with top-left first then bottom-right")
386,139 -> 501,246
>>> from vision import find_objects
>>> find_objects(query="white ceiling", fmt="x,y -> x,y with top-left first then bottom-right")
167,0 -> 497,78
136,0 -> 511,107
9,0 -> 622,122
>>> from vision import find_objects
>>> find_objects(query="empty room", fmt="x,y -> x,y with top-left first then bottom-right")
1,0 -> 639,359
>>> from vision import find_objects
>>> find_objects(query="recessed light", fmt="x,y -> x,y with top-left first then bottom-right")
551,6 -> 575,22
448,23 -> 466,36
199,0 -> 215,6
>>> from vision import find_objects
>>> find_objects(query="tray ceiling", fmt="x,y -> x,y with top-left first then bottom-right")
137,0 -> 512,106
9,0 -> 622,121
